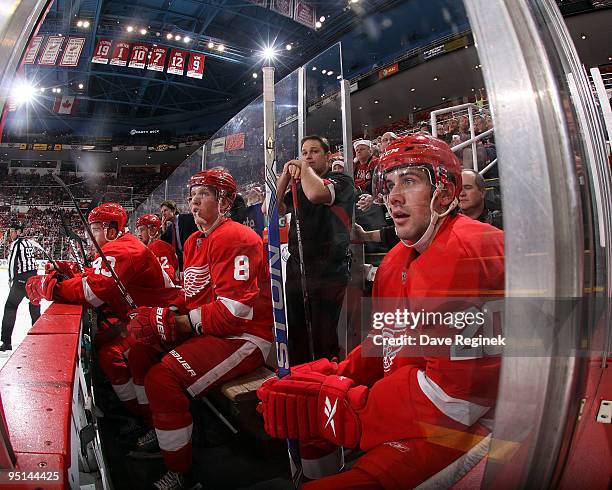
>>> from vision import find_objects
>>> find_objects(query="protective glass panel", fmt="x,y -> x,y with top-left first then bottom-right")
304,43 -> 344,152
275,70 -> 300,171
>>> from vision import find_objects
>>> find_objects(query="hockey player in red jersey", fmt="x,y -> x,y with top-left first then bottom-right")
26,202 -> 177,417
136,213 -> 180,283
126,168 -> 273,490
257,134 -> 505,489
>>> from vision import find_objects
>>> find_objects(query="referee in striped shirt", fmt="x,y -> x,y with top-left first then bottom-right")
1,221 -> 40,354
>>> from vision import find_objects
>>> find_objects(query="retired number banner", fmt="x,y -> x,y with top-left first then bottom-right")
92,39 -> 112,64
294,1 -> 316,29
39,36 -> 64,65
24,36 -> 44,64
147,46 -> 168,72
128,44 -> 150,69
110,41 -> 130,66
271,0 -> 293,18
186,53 -> 205,79
59,37 -> 86,67
167,49 -> 186,75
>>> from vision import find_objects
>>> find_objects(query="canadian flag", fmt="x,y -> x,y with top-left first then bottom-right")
53,95 -> 77,115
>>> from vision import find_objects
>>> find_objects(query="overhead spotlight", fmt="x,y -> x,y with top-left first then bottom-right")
83,20 -> 90,28
78,83 -> 84,89
350,0 -> 359,3
217,44 -> 225,52
410,87 -> 415,92
175,35 -> 181,41
320,16 -> 326,22
442,97 -> 446,101
11,80 -> 38,106
580,34 -> 587,39
208,41 -> 214,49
156,32 -> 161,37
39,87 -> 45,92
358,106 -> 362,110
140,28 -> 147,35
471,88 -> 476,91
77,20 -> 83,27
413,105 -> 418,110
433,76 -> 438,81
337,75 -> 342,80
166,33 -> 173,40
321,69 -> 327,74
312,66 -> 317,71
56,87 -> 61,93
327,71 -> 333,76
261,46 -> 276,60
315,21 -> 322,28
183,36 -> 190,43
252,72 -> 258,78
388,115 -> 392,119
286,44 -> 292,50
127,25 -> 134,32
374,99 -> 379,104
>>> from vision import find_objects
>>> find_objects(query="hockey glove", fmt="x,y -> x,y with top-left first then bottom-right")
291,358 -> 339,376
257,372 -> 368,448
45,260 -> 78,278
26,272 -> 58,306
128,306 -> 178,345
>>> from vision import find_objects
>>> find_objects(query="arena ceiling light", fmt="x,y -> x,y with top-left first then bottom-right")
183,36 -> 191,43
175,35 -> 182,41
11,80 -> 38,106
208,41 -> 215,49
126,25 -> 134,33
261,46 -> 277,61
166,33 -> 173,40
286,44 -> 292,51
217,44 -> 225,52
140,28 -> 147,35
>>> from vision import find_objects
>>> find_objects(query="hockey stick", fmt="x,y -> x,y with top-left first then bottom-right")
262,65 -> 303,488
59,211 -> 89,271
52,174 -> 136,309
290,179 -> 315,361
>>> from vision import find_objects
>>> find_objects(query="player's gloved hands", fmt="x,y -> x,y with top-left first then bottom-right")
45,260 -> 78,278
128,306 -> 177,345
26,272 -> 58,306
291,358 -> 339,376
257,372 -> 368,448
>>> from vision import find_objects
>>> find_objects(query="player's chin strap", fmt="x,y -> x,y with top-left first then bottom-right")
400,184 -> 458,253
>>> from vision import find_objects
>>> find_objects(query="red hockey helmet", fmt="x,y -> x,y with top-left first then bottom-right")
88,202 -> 128,230
188,168 -> 237,204
136,213 -> 161,231
373,133 -> 462,201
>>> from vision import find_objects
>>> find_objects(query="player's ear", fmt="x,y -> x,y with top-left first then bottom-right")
438,182 -> 456,207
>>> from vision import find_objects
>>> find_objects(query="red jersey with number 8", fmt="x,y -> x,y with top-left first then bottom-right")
181,219 -> 273,343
